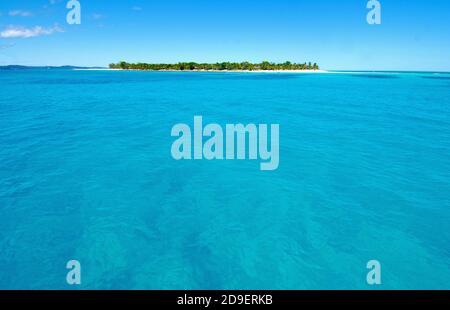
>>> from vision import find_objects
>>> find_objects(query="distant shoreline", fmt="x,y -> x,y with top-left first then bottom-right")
109,61 -> 321,72
74,68 -> 329,73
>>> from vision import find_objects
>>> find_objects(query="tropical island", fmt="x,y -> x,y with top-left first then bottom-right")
109,61 -> 320,72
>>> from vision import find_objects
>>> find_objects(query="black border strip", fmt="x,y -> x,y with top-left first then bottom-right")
0,290 -> 449,305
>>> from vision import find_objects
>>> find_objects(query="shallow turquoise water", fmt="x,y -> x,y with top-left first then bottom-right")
0,70 -> 449,289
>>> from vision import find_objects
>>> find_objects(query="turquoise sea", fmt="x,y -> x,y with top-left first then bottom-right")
0,69 -> 449,289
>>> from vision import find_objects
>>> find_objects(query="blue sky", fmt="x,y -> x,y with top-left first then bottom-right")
0,0 -> 449,70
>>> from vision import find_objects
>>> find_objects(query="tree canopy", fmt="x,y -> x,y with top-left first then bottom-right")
109,61 -> 320,71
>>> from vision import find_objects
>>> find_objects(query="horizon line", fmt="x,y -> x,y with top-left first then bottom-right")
1,65 -> 450,73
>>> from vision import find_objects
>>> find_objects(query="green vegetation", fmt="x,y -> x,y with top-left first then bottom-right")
109,61 -> 320,71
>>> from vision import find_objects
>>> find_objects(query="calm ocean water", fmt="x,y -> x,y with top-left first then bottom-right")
0,69 -> 449,289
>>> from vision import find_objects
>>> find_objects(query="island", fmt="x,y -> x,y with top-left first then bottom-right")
109,61 -> 320,72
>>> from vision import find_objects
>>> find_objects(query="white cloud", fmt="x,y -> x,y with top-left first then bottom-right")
0,43 -> 15,49
0,25 -> 64,39
9,10 -> 33,17
92,13 -> 104,20
44,0 -> 62,9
